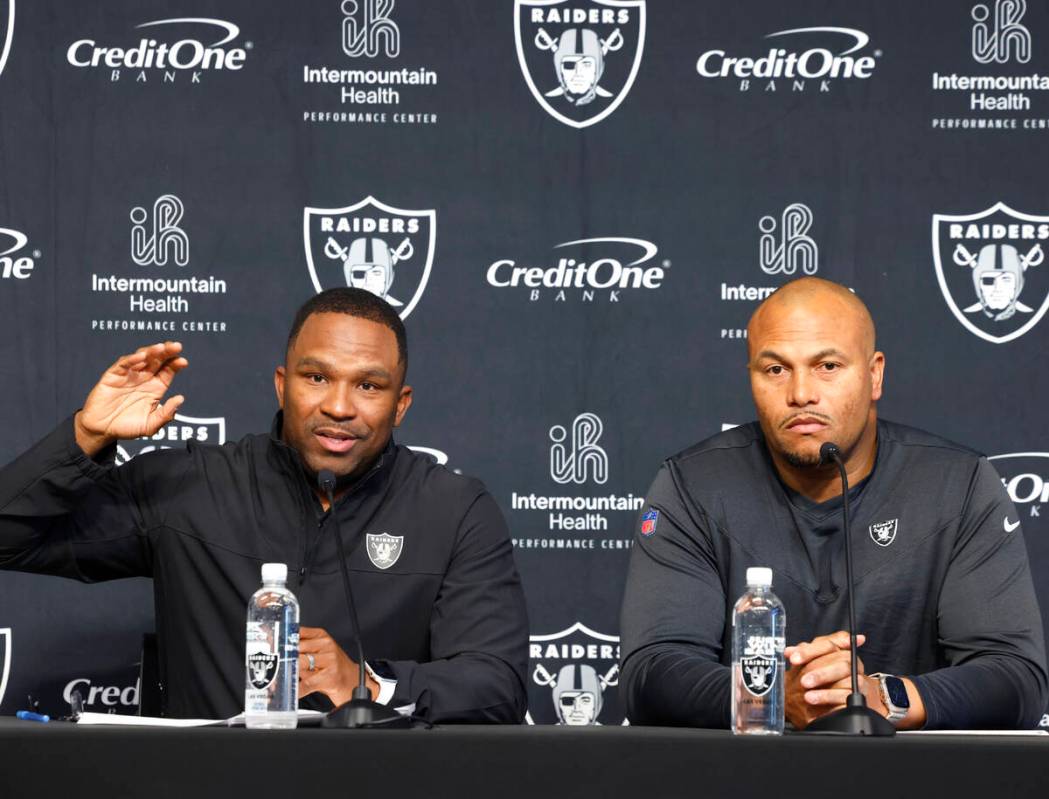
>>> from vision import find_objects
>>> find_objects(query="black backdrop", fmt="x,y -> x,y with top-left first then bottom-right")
1,0 -> 1047,727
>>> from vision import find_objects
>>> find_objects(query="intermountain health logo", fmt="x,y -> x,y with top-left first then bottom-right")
932,2 -> 1049,131
696,26 -> 880,94
302,0 -> 438,126
989,452 -> 1049,518
304,196 -> 435,320
66,17 -> 250,84
91,194 -> 230,335
510,412 -> 642,552
526,622 -> 626,725
932,203 -> 1049,342
116,413 -> 227,465
514,0 -> 646,128
0,1 -> 13,82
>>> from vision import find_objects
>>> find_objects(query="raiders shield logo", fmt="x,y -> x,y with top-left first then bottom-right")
740,655 -> 776,697
303,197 -> 435,320
526,621 -> 626,725
366,532 -> 404,570
0,627 -> 10,710
247,651 -> 278,690
0,1 -> 12,82
116,413 -> 227,465
932,203 -> 1049,343
869,518 -> 898,547
514,0 -> 646,129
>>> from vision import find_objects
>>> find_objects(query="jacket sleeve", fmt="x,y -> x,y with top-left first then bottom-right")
372,489 -> 529,723
911,458 -> 1049,729
0,415 -> 158,581
619,461 -> 731,728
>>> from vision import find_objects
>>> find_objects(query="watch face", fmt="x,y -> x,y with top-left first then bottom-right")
885,676 -> 910,709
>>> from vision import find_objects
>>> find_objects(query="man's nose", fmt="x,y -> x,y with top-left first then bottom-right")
320,383 -> 357,419
787,370 -> 818,407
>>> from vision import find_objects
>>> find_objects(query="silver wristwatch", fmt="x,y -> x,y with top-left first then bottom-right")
870,673 -> 909,723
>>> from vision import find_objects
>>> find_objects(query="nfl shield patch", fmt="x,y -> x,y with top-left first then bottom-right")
640,509 -> 658,537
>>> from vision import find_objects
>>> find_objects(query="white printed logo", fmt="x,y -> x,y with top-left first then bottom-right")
972,0 -> 1031,64
67,18 -> 249,81
932,203 -> 1049,343
740,634 -> 778,697
869,518 -> 898,547
1004,516 -> 1021,532
131,195 -> 189,267
697,26 -> 879,92
550,412 -> 608,485
304,196 -> 435,320
0,1 -> 13,82
989,452 -> 1049,518
527,622 -> 625,726
0,627 -> 10,710
515,0 -> 646,129
0,226 -> 38,281
342,0 -> 399,58
116,413 -> 227,465
759,203 -> 818,276
366,532 -> 404,569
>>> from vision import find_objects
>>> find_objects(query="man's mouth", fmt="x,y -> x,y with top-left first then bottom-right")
313,428 -> 360,454
784,416 -> 829,435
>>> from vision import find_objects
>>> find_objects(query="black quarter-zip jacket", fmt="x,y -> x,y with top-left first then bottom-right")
0,413 -> 529,722
619,419 -> 1048,729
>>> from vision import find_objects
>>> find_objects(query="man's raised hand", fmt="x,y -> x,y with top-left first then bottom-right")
74,342 -> 188,457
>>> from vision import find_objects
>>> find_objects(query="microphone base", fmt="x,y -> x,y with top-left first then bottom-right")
803,698 -> 896,737
321,698 -> 413,729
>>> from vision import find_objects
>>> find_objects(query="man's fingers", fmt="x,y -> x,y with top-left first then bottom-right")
157,395 -> 184,424
299,626 -> 330,640
799,657 -> 853,689
804,688 -> 851,706
788,632 -> 866,666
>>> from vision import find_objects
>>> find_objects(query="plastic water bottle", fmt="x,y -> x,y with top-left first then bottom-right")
731,567 -> 785,735
245,563 -> 299,729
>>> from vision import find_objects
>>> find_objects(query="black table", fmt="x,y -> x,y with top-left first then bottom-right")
1,718 -> 1047,799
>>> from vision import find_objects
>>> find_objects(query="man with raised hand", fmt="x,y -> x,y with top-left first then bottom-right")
0,287 -> 529,722
620,277 -> 1047,730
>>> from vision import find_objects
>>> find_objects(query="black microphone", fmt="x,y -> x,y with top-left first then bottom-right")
316,469 -> 410,729
804,443 -> 895,736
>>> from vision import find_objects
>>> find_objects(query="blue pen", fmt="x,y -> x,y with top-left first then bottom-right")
16,710 -> 50,723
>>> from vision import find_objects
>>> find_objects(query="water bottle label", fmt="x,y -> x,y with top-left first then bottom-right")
740,635 -> 778,697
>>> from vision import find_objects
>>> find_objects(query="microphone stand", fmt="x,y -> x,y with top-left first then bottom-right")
803,444 -> 895,737
317,470 -> 411,729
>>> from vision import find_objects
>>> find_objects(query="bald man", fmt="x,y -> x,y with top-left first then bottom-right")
619,277 -> 1047,730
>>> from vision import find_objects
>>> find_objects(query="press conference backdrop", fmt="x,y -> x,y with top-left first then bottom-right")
1,0 -> 1048,726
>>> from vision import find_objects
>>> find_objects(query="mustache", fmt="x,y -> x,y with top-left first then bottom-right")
778,412 -> 833,430
308,421 -> 369,438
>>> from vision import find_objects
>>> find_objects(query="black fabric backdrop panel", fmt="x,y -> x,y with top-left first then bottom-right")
0,0 -> 1047,727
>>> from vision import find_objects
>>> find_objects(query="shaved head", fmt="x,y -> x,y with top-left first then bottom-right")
747,278 -> 876,363
745,277 -> 885,497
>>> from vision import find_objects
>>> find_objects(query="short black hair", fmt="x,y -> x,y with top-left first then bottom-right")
286,288 -> 408,373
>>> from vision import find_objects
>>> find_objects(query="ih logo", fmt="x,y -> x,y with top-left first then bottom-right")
550,412 -> 608,485
972,0 -> 1031,64
115,413 -> 226,465
0,627 -> 10,710
740,634 -> 777,697
932,203 -> 1049,343
990,452 -> 1049,518
304,196 -> 435,320
0,1 -> 13,82
342,0 -> 399,58
760,203 -> 818,276
527,622 -> 625,725
131,195 -> 189,267
514,0 -> 646,129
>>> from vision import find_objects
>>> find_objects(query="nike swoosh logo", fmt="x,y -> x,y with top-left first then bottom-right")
1005,517 -> 1020,532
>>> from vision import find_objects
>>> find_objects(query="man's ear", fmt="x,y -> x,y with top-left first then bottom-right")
274,366 -> 286,409
870,351 -> 885,402
394,385 -> 413,427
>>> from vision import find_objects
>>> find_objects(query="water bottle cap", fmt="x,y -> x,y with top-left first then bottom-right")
746,567 -> 773,587
261,562 -> 288,583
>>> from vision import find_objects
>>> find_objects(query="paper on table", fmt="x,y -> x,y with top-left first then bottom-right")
76,709 -> 326,728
